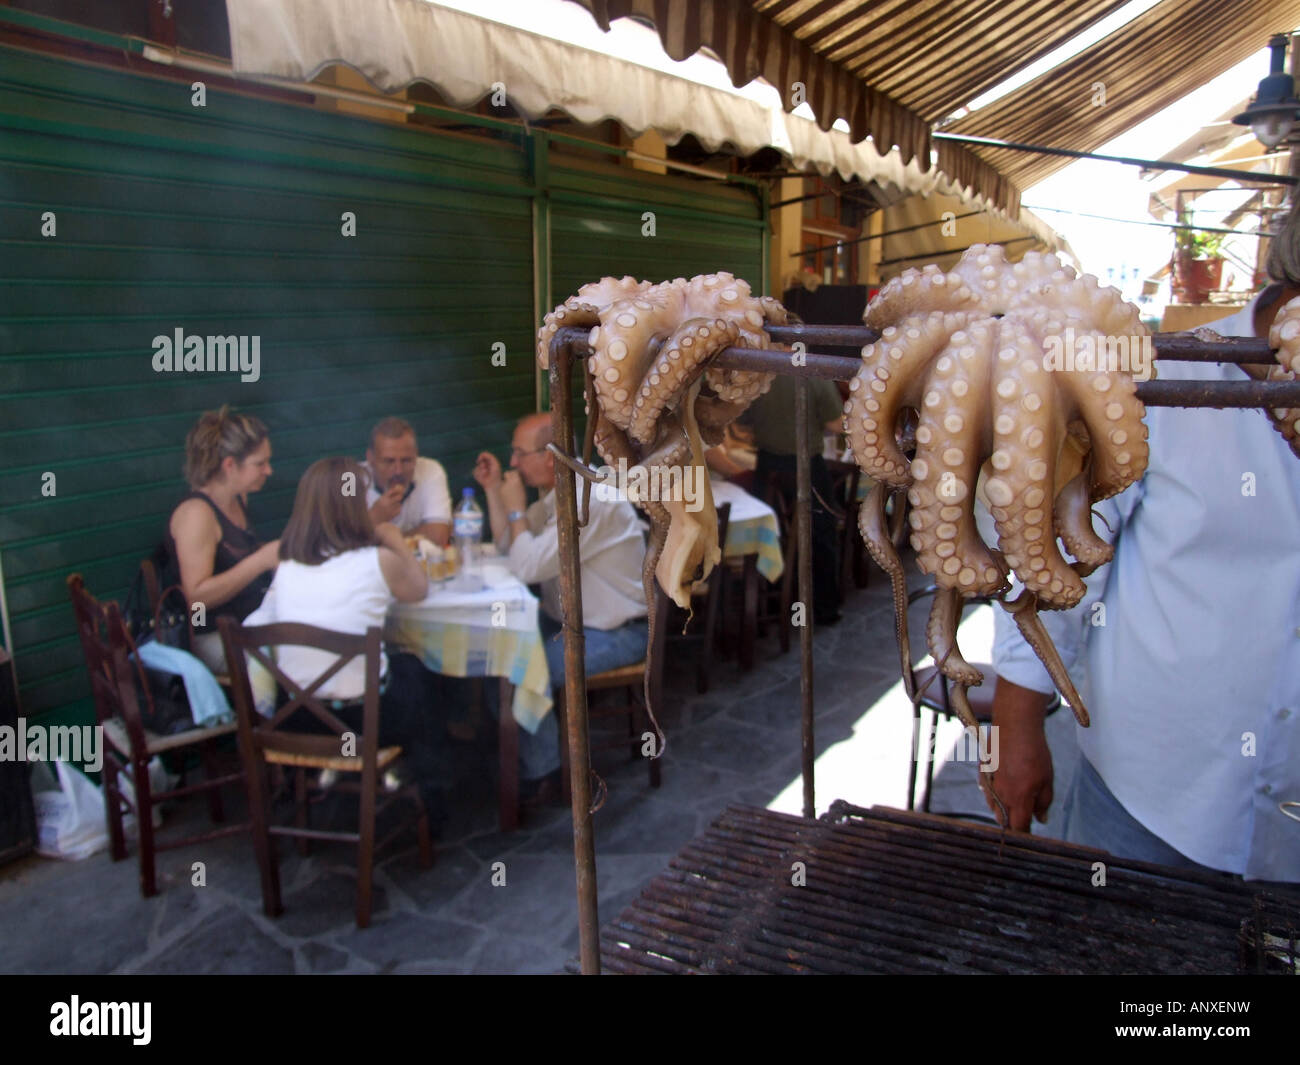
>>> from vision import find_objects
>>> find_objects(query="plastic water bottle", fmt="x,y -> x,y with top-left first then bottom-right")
452,487 -> 484,591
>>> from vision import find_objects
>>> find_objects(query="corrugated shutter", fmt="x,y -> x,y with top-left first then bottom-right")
548,158 -> 767,418
0,46 -> 537,721
550,159 -> 766,302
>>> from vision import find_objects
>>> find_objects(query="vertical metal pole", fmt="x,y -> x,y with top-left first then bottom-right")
794,378 -> 815,819
549,340 -> 600,974
530,132 -> 553,413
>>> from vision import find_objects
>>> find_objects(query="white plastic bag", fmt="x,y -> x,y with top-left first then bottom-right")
32,760 -> 110,861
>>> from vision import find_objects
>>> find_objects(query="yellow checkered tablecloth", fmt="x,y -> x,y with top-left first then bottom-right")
713,479 -> 784,583
385,575 -> 552,733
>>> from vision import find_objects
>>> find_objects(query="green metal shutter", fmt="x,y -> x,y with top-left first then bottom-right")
547,158 -> 767,420
0,46 -> 537,723
549,159 -> 766,301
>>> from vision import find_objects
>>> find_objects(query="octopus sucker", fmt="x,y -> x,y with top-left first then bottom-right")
850,244 -> 1153,730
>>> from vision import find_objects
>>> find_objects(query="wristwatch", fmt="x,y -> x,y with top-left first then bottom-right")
507,509 -> 525,523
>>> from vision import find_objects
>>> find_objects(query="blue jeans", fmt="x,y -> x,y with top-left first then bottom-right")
511,614 -> 649,781
481,615 -> 648,781
1063,756 -> 1209,871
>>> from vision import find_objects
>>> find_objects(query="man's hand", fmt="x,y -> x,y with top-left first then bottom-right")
988,677 -> 1055,831
500,470 -> 527,514
474,451 -> 503,492
369,481 -> 405,525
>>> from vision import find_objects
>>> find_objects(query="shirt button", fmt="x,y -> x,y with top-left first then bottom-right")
1281,708 -> 1293,720
1263,784 -> 1274,796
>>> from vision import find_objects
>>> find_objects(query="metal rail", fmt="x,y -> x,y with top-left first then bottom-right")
546,323 -> 1300,975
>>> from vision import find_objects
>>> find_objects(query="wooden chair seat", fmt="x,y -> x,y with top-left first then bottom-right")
263,745 -> 402,772
102,716 -> 238,758
587,662 -> 645,689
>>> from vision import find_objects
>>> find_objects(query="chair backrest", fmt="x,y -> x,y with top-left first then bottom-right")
714,502 -> 732,553
218,618 -> 383,772
66,574 -> 152,748
140,557 -> 163,615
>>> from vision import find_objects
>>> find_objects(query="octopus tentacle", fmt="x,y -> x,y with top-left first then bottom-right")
1053,470 -> 1112,576
628,317 -> 740,447
984,317 -> 1085,610
1002,590 -> 1090,726
1256,295 -> 1300,459
908,320 -> 1005,596
845,312 -> 972,486
865,265 -> 979,328
926,586 -> 983,688
859,482 -> 914,701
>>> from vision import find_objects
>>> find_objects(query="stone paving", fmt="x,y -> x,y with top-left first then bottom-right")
0,559 -> 1080,974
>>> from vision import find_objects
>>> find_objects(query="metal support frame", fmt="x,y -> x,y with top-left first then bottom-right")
549,316 -> 1297,977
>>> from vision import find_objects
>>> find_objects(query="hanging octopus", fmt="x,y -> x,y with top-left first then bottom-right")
843,244 -> 1154,818
537,273 -> 788,747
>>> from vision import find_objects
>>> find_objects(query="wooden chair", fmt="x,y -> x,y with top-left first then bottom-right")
664,502 -> 731,694
554,584 -> 671,803
218,618 -> 433,928
828,460 -> 870,594
905,584 -> 1061,816
65,574 -> 244,898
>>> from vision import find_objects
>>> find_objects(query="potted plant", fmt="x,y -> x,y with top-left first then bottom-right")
1172,211 -> 1225,303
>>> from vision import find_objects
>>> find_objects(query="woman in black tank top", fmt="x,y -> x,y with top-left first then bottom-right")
167,407 -> 281,673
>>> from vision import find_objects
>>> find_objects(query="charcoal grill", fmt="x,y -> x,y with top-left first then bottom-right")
544,321 -> 1300,974
571,802 -> 1300,974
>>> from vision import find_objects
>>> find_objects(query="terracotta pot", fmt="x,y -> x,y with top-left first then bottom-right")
1172,256 -> 1224,303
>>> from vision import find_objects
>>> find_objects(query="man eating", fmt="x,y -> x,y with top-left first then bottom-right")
364,417 -> 452,547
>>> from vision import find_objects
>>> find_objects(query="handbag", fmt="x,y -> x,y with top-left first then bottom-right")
124,545 -> 193,652
132,665 -> 196,736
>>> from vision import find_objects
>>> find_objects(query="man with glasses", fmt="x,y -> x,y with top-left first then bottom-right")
474,413 -> 647,799
364,417 -> 452,546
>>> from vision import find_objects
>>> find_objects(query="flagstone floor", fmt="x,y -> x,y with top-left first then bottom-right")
0,558 -> 1080,974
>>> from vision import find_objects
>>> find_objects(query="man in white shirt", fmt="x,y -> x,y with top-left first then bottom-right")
988,218 -> 1300,881
474,413 -> 648,789
364,417 -> 452,546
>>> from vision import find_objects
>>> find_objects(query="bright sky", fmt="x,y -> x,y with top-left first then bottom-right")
434,0 -> 1292,295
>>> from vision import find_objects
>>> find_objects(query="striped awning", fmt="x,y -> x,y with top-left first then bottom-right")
572,0 -> 1300,206
569,0 -> 1134,211
944,0 -> 1300,189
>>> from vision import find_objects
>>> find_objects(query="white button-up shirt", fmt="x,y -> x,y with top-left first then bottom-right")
991,296 -> 1300,880
503,488 -> 647,631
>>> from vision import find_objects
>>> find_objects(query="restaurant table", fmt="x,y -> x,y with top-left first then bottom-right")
385,565 -> 552,830
713,477 -> 783,583
384,566 -> 551,730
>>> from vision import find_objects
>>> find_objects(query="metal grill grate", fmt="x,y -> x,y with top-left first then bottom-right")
580,803 -> 1300,975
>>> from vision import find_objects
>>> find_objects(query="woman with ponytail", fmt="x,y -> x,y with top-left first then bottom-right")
167,406 -> 280,672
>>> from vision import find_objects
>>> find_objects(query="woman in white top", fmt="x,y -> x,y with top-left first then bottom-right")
253,457 -> 444,821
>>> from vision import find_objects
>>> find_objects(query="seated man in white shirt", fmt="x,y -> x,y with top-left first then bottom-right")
987,208 -> 1300,882
364,417 -> 452,547
474,413 -> 649,793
